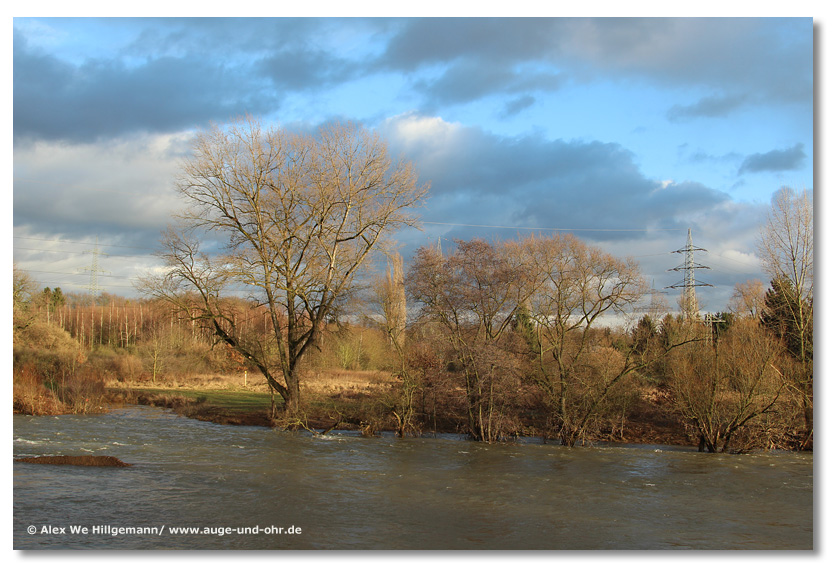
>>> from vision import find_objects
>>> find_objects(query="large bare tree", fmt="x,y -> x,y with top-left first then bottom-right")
141,117 -> 427,412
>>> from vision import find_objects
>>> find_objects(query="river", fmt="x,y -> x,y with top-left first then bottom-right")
13,406 -> 813,550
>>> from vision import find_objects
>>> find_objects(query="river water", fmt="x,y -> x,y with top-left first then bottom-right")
13,406 -> 813,550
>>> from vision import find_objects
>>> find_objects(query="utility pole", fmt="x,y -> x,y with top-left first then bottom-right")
667,228 -> 712,320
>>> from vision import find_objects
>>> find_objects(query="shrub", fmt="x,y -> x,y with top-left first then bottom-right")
13,320 -> 82,381
13,364 -> 64,415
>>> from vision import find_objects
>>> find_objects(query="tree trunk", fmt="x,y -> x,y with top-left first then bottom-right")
284,372 -> 301,413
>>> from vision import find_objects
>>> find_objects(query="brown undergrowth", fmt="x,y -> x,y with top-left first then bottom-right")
102,369 -> 694,446
13,363 -> 108,416
14,361 -> 695,446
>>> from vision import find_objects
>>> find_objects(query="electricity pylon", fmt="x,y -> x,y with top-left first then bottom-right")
667,228 -> 712,319
79,236 -> 109,297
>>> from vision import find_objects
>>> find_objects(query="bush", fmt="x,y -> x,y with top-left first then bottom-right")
14,320 -> 82,376
12,360 -> 107,415
13,318 -> 110,414
13,364 -> 64,415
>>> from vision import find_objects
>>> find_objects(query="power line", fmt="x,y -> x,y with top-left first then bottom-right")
19,268 -> 136,280
422,221 -> 685,232
13,235 -> 153,251
15,245 -> 158,260
711,251 -> 762,270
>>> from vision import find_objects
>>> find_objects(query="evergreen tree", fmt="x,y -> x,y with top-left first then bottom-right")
761,277 -> 813,362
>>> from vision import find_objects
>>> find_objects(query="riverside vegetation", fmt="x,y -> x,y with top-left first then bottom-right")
12,251 -> 811,453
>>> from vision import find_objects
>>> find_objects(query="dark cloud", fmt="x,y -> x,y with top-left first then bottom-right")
379,18 -> 555,70
414,61 -> 517,106
738,143 -> 806,174
13,29 -> 279,143
581,18 -> 811,105
257,48 -> 362,91
12,18 -> 394,143
383,116 -> 733,245
380,18 -> 812,111
502,95 -> 537,117
415,60 -> 565,109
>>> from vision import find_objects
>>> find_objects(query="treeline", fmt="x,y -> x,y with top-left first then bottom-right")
12,234 -> 812,453
11,269 -> 401,411
388,235 -> 811,451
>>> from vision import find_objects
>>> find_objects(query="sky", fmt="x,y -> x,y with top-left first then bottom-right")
10,12 -> 817,317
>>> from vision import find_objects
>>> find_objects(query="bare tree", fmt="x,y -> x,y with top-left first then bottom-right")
729,279 -> 765,319
140,117 -> 427,412
407,239 -> 535,441
758,187 -> 813,300
521,234 -> 650,446
13,265 -> 39,334
756,186 -> 813,444
374,251 -> 407,351
369,250 -> 419,436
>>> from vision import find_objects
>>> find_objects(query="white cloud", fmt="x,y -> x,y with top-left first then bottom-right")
14,132 -> 190,240
716,249 -> 762,272
383,113 -> 463,148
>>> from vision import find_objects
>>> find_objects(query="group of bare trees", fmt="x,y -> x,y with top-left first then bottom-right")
657,187 -> 813,451
406,235 -> 659,444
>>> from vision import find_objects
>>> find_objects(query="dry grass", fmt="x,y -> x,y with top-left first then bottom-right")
109,368 -> 398,396
301,369 -> 396,396
104,368 -> 402,432
105,372 -> 267,392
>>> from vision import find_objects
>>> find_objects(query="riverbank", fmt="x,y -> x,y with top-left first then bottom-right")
99,370 -> 694,447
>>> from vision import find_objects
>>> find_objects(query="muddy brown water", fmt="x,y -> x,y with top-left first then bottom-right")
13,406 -> 812,549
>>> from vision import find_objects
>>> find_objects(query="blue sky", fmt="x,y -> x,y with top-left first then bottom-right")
10,13 -> 816,315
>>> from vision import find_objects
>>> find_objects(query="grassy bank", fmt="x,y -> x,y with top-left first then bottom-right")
107,369 -> 411,433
